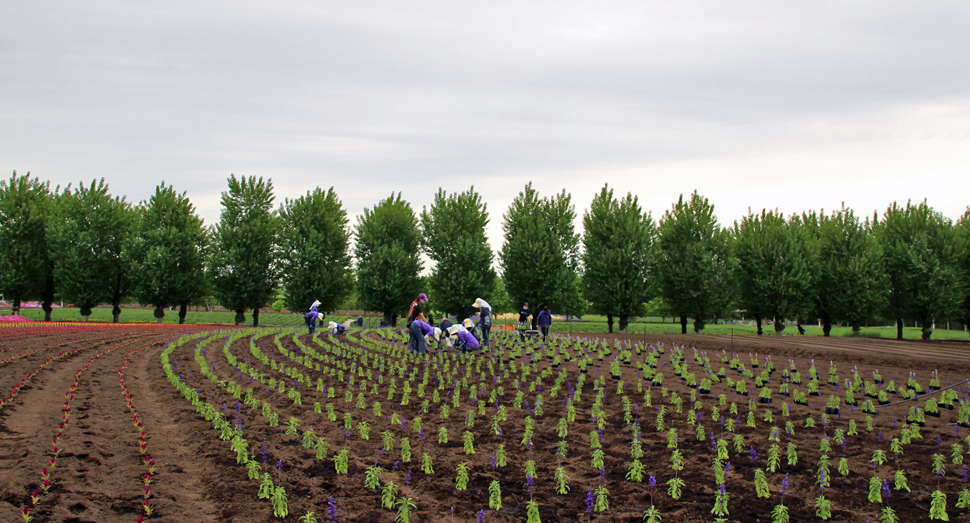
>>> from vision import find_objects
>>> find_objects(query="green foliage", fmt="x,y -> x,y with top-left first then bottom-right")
270,486 -> 288,518
395,496 -> 417,523
381,481 -> 398,509
278,187 -> 353,314
555,467 -> 569,494
333,449 -> 349,474
929,490 -> 949,521
420,187 -> 497,319
209,175 -> 279,325
813,205 -> 887,334
488,480 -> 502,510
655,191 -> 733,333
815,495 -> 832,520
878,200 -> 964,340
734,209 -> 815,335
770,503 -> 789,523
500,183 -> 583,323
526,499 -> 541,523
582,184 -> 656,332
880,506 -> 900,523
666,477 -> 684,499
594,485 -> 610,512
455,461 -> 470,490
364,465 -> 383,489
0,171 -> 54,317
643,505 -> 662,523
128,182 -> 208,324
868,476 -> 882,503
354,193 -> 422,326
51,178 -> 134,319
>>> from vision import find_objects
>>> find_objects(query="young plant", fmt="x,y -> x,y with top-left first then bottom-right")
364,465 -> 383,489
381,481 -> 398,509
395,497 -> 417,523
555,467 -> 570,494
271,486 -> 289,518
594,485 -> 610,512
421,453 -> 434,474
333,449 -> 350,474
455,462 -> 470,491
929,490 -> 948,520
667,477 -> 685,499
489,480 -> 502,510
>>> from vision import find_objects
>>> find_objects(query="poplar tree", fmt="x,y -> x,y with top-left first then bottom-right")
0,171 -> 54,318
655,191 -> 733,334
956,208 -> 970,339
734,210 -> 816,335
209,175 -> 279,326
278,187 -> 354,315
51,179 -> 134,322
582,184 -> 656,333
129,183 -> 209,324
355,193 -> 422,326
813,205 -> 887,335
420,187 -> 496,320
878,200 -> 963,340
499,183 -> 581,328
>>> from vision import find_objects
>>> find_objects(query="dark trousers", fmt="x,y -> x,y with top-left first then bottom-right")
540,326 -> 549,340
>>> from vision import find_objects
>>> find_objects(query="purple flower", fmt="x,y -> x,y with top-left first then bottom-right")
276,459 -> 284,472
327,496 -> 337,521
878,432 -> 883,443
476,509 -> 486,523
527,474 -> 535,495
750,447 -> 758,462
649,475 -> 657,489
882,479 -> 891,498
406,470 -> 412,485
819,468 -> 826,490
781,473 -> 789,495
586,487 -> 594,513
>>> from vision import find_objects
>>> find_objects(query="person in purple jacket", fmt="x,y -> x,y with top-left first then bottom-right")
537,305 -> 552,341
305,300 -> 324,334
409,319 -> 440,355
449,325 -> 480,353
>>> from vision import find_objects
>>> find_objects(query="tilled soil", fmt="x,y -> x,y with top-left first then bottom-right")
2,326 -> 970,523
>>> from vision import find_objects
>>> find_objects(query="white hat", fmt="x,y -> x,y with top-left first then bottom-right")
311,300 -> 321,309
432,327 -> 442,341
317,313 -> 324,321
448,325 -> 461,336
462,318 -> 474,329
328,321 -> 338,329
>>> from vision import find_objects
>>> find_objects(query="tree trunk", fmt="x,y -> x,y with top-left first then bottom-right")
619,315 -> 629,333
253,308 -> 260,327
531,314 -> 538,330
384,312 -> 397,327
82,315 -> 90,322
112,272 -> 123,323
921,319 -> 932,340
851,321 -> 861,334
42,267 -> 56,321
235,309 -> 245,325
178,302 -> 188,325
113,305 -> 121,323
607,314 -> 614,333
821,311 -> 831,337
774,317 -> 785,336
154,305 -> 165,324
693,317 -> 705,334
896,318 -> 903,340
755,314 -> 763,336
12,299 -> 20,317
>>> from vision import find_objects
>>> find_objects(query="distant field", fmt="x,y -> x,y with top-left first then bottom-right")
3,307 -> 967,340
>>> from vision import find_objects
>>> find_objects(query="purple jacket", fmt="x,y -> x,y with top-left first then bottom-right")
537,309 -> 552,327
305,304 -> 319,324
455,329 -> 479,348
412,320 -> 435,337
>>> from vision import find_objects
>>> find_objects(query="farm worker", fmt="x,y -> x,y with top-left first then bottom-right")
517,302 -> 530,341
328,320 -> 349,336
439,316 -> 454,350
356,316 -> 364,328
406,293 -> 429,352
461,318 -> 481,342
408,320 -> 439,355
305,300 -> 324,334
449,325 -> 480,353
537,305 -> 552,341
472,298 -> 493,349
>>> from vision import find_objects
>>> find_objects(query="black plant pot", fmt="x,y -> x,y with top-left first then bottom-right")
825,407 -> 840,415
845,400 -> 857,406
926,411 -> 941,418
809,392 -> 821,397
943,404 -> 954,410
878,400 -> 891,406
698,388 -> 711,395
758,397 -> 771,404
611,374 -> 621,380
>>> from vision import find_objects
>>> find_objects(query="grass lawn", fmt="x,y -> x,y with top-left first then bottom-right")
3,308 -> 967,340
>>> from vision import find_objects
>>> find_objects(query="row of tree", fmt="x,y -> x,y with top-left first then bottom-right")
1,171 -> 968,338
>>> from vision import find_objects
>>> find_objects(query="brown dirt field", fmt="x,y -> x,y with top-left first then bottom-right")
3,325 -> 970,523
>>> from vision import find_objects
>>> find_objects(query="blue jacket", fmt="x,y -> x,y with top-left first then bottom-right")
537,309 -> 552,327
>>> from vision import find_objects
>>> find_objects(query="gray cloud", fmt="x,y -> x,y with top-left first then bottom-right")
2,1 -> 968,254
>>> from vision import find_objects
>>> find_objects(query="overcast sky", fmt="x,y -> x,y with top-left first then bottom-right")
2,1 -> 969,257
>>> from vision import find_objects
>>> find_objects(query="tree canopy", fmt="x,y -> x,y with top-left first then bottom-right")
208,175 -> 279,326
582,184 -> 655,333
655,191 -> 733,334
420,187 -> 496,321
51,179 -> 134,321
278,187 -> 354,316
129,182 -> 209,324
355,193 -> 423,326
0,171 -> 54,317
500,183 -> 581,328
